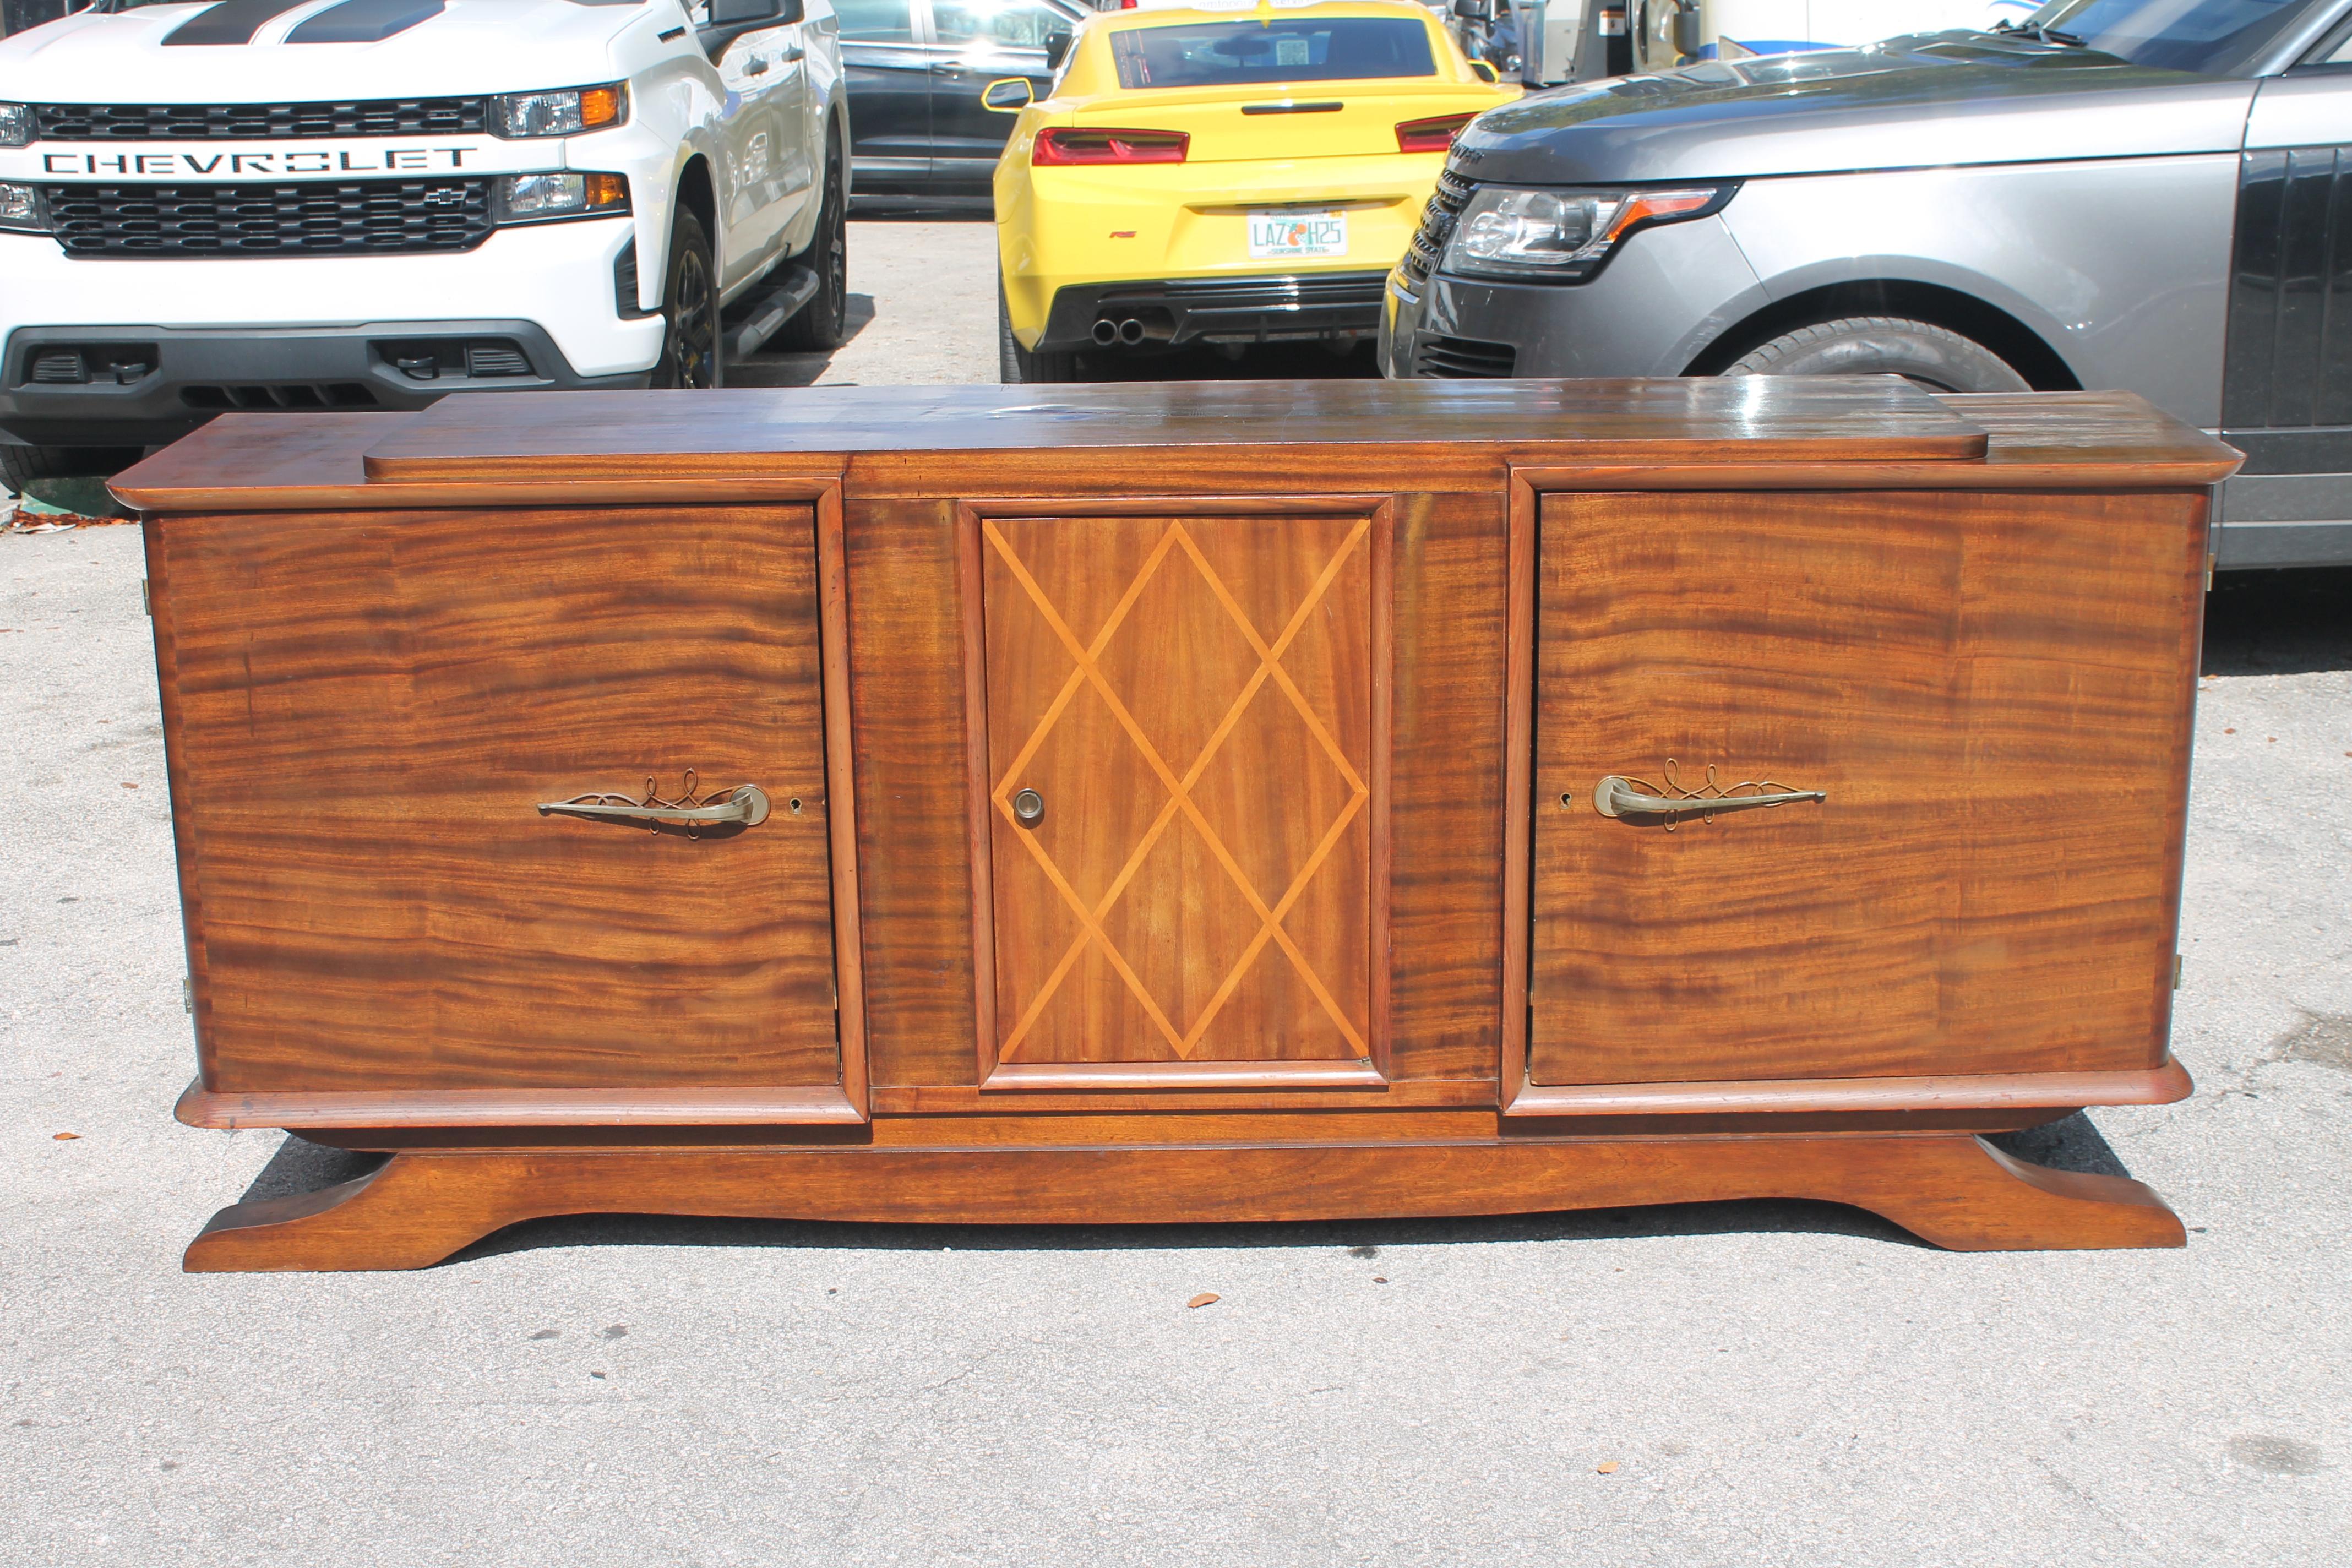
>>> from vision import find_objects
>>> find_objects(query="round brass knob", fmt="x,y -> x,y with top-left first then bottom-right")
1012,787 -> 1044,826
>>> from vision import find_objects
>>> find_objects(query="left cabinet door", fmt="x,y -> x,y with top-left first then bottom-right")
155,505 -> 856,1116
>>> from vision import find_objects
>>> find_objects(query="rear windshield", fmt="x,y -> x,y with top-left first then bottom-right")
1108,18 -> 1437,88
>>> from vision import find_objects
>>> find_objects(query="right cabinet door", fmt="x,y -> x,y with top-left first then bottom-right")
1531,488 -> 2203,1087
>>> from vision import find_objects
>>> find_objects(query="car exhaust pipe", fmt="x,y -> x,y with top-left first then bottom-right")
1091,319 -> 1120,346
1118,318 -> 1147,346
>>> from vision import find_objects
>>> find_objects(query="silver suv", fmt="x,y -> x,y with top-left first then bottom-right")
1380,0 -> 2352,569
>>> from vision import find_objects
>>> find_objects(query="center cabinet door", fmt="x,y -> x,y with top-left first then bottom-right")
968,509 -> 1389,1087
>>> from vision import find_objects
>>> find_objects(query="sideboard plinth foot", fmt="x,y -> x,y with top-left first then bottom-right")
183,1153 -> 522,1273
176,1130 -> 2185,1272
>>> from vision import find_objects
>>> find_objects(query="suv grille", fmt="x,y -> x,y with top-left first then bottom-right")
34,98 -> 488,141
1415,335 -> 1517,378
43,180 -> 493,258
1400,165 -> 1475,290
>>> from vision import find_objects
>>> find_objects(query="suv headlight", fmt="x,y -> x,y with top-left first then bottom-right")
491,84 -> 629,139
493,172 -> 630,224
1440,183 -> 1735,283
0,102 -> 30,148
0,182 -> 42,232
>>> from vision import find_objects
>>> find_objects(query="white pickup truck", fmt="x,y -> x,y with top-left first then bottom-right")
0,0 -> 849,489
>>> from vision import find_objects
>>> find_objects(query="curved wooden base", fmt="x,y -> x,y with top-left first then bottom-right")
182,1133 -> 2185,1272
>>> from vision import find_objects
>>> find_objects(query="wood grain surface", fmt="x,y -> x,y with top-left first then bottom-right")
107,392 -> 2241,516
177,1132 -> 2187,1271
350,377 -> 1990,482
155,505 -> 851,1097
975,510 -> 1380,1072
1529,488 -> 2206,1086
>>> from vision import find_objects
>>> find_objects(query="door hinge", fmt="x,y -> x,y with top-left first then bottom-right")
182,974 -> 194,1013
140,578 -> 151,616
2173,953 -> 2184,991
2204,553 -> 2216,591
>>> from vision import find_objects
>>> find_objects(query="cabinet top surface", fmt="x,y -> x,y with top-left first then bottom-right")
110,378 -> 2242,510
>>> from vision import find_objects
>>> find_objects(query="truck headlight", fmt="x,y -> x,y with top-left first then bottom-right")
0,182 -> 42,232
492,84 -> 628,139
0,102 -> 30,148
1440,183 -> 1734,283
493,172 -> 630,224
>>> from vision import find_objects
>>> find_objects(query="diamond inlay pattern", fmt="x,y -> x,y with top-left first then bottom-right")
984,514 -> 1372,1063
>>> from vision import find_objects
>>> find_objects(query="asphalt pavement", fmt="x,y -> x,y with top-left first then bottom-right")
2,220 -> 2348,1567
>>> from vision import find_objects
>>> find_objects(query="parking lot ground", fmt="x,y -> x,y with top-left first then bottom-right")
2,237 -> 2349,1567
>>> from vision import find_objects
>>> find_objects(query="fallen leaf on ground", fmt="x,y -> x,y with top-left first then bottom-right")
121,782 -> 138,790
52,1132 -> 79,1140
1187,1293 -> 1220,1309
1597,1461 -> 1620,1474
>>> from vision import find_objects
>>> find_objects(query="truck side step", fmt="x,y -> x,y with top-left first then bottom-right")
723,265 -> 823,360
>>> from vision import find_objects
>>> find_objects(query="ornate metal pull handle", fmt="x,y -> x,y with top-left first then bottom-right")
1591,760 -> 1825,830
538,771 -> 770,837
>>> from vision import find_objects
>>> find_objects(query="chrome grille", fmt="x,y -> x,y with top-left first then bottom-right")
34,98 -> 488,140
42,180 -> 493,257
1400,165 -> 1475,290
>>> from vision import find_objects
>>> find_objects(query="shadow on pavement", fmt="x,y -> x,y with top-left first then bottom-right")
2202,565 -> 2352,676
724,293 -> 879,388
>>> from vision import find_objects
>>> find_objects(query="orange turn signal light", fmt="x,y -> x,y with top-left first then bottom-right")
584,172 -> 629,210
579,85 -> 627,131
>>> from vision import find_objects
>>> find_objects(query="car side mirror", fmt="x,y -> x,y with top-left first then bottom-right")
1451,0 -> 1493,19
1043,30 -> 1072,70
1469,58 -> 1498,81
982,77 -> 1034,112
699,0 -> 797,58
1670,4 -> 1701,56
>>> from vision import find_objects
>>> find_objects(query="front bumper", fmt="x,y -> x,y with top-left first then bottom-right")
0,217 -> 661,447
1038,272 -> 1390,353
0,320 -> 648,449
1379,215 -> 1763,379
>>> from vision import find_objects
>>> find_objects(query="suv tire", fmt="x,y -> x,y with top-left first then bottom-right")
776,139 -> 849,353
998,280 -> 1078,384
1724,315 -> 2029,394
652,209 -> 722,389
1,443 -> 145,493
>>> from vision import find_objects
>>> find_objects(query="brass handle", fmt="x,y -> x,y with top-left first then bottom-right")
538,773 -> 771,835
1011,787 -> 1044,825
1592,774 -> 1824,821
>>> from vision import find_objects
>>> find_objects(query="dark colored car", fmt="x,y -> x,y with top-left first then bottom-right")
837,0 -> 1089,210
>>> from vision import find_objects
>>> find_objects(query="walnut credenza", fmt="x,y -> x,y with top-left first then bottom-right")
111,375 -> 2240,1271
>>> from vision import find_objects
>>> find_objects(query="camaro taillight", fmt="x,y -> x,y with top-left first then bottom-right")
1396,114 -> 1476,155
1032,127 -> 1190,166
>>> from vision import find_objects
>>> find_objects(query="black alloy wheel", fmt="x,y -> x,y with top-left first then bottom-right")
654,209 -> 721,390
777,139 -> 848,353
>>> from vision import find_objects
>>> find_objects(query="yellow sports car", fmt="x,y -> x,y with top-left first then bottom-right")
986,0 -> 1517,382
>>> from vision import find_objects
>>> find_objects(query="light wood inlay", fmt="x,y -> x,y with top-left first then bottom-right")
977,512 -> 1379,1069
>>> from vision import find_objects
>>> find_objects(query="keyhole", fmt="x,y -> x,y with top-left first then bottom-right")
788,797 -> 804,815
1012,787 -> 1044,826
1559,792 -> 1572,809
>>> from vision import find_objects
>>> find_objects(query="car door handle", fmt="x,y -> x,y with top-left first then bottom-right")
745,54 -> 770,73
780,40 -> 803,61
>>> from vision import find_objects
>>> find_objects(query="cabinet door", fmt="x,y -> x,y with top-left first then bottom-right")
1529,489 -> 2202,1087
973,510 -> 1383,1081
159,505 -> 848,1099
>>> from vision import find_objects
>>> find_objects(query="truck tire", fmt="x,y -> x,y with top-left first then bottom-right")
1,442 -> 144,492
998,280 -> 1078,384
775,139 -> 848,353
1723,315 -> 2029,394
652,209 -> 722,390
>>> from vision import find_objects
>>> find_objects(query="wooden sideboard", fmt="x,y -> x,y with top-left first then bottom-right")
110,376 -> 2240,1271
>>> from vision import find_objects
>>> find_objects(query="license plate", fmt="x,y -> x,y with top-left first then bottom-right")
1248,209 -> 1347,260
